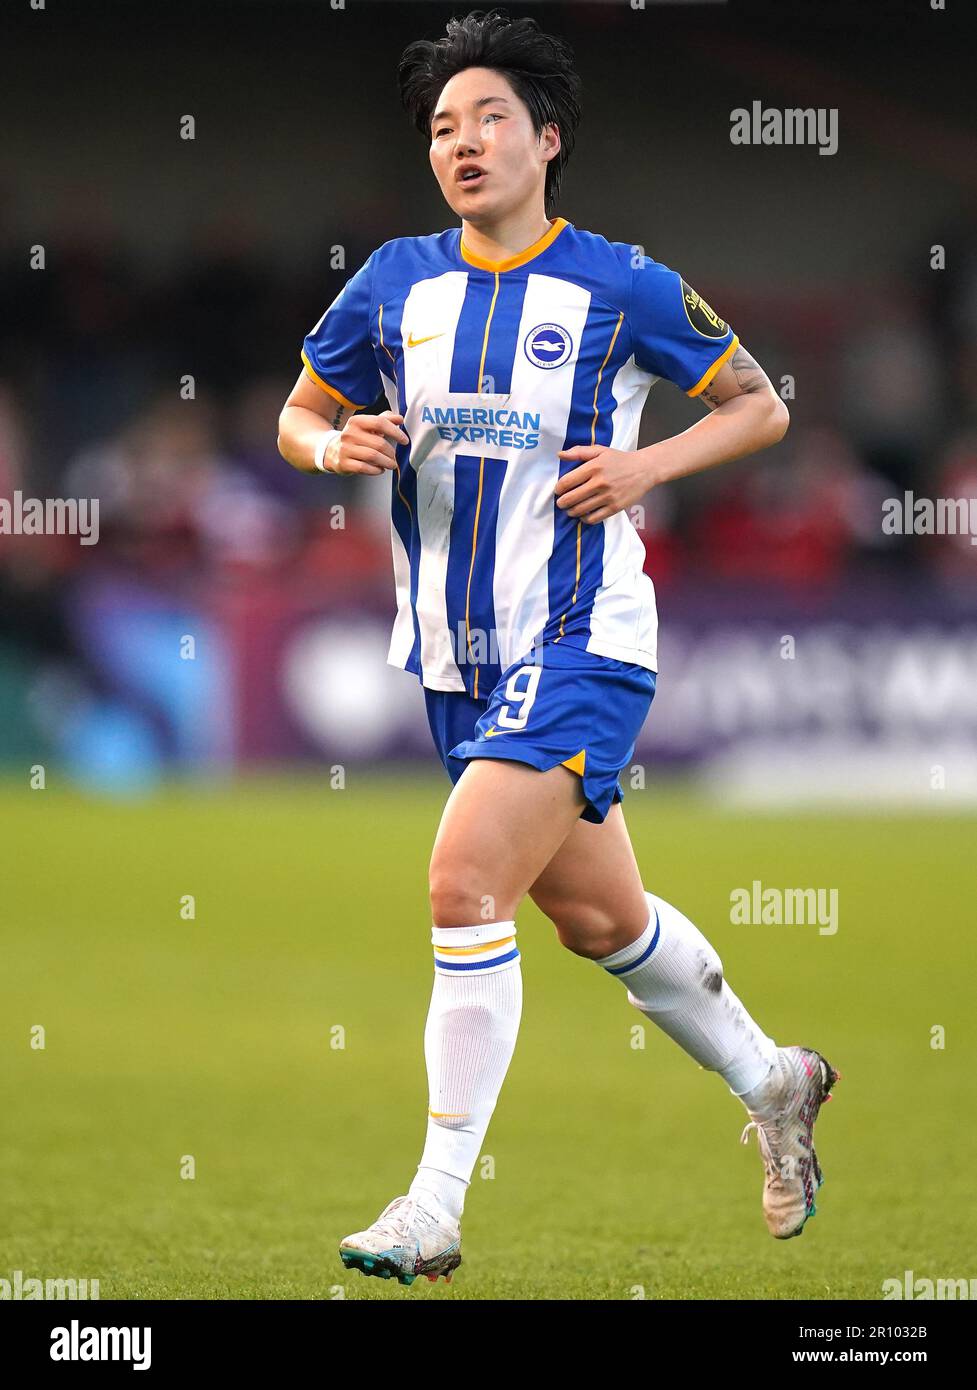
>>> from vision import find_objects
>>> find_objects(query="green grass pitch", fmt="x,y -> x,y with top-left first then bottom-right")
2,772 -> 973,1299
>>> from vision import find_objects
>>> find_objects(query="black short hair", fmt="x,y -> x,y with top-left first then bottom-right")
398,8 -> 582,210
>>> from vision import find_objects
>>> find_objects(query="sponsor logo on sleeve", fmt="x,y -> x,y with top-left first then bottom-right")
680,282 -> 728,339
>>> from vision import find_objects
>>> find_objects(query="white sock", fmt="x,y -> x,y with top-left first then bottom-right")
596,891 -> 779,1097
408,921 -> 522,1224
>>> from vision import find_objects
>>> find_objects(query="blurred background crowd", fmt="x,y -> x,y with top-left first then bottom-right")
2,0 -> 975,794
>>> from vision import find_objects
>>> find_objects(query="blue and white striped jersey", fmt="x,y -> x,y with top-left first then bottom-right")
301,217 -> 738,694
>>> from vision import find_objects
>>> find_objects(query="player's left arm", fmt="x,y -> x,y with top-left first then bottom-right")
644,340 -> 790,483
556,344 -> 789,524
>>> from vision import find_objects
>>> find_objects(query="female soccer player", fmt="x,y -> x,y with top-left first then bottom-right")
277,8 -> 839,1286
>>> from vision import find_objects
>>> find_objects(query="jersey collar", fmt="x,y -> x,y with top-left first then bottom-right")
459,216 -> 570,272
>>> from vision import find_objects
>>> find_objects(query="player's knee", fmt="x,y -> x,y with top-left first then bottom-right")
429,850 -> 505,927
541,896 -> 634,960
429,873 -> 478,927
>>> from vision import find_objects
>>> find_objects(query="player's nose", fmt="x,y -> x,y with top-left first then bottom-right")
454,121 -> 481,154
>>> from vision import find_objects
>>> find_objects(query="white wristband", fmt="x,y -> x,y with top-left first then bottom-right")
314,429 -> 342,473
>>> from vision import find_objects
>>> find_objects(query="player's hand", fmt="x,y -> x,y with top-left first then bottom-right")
327,410 -> 409,475
554,445 -> 653,523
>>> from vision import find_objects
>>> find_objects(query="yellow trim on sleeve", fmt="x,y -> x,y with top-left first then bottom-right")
686,334 -> 739,398
300,351 -> 364,411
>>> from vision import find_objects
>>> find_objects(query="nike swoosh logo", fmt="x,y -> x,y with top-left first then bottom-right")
483,726 -> 503,738
406,331 -> 444,348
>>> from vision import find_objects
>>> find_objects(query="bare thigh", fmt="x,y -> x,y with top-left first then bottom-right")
528,803 -> 650,958
428,758 -> 588,927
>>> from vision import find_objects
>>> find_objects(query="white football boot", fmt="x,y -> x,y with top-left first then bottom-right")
339,1194 -> 461,1286
739,1045 -> 841,1239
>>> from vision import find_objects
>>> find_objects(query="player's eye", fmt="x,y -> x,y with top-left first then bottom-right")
434,114 -> 502,138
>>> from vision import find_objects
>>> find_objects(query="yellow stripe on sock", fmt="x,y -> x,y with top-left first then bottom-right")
434,936 -> 516,956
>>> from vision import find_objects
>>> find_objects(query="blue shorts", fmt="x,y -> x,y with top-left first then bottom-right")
423,643 -> 657,824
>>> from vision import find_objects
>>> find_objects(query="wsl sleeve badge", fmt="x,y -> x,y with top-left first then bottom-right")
680,282 -> 729,339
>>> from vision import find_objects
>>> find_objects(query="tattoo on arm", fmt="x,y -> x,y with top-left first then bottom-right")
729,346 -> 768,394
698,346 -> 770,410
329,402 -> 348,430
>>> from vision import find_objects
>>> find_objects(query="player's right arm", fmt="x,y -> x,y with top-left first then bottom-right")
277,372 -> 408,476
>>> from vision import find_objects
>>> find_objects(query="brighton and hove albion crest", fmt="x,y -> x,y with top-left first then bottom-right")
524,323 -> 572,369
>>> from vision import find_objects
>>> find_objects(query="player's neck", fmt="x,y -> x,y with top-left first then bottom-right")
460,207 -> 553,264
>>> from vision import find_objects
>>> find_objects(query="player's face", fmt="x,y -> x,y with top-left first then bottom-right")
428,67 -> 556,225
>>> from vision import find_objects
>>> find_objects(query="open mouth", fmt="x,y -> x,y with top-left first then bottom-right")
457,169 -> 486,188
